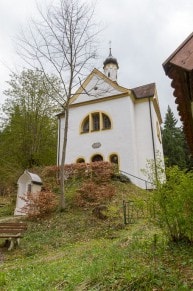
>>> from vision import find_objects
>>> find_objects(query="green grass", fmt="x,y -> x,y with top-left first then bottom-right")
0,181 -> 193,290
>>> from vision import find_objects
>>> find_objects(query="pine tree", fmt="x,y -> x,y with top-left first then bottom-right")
162,106 -> 187,169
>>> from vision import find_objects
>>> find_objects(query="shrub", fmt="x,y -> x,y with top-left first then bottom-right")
42,162 -> 115,182
34,162 -> 116,210
75,181 -> 115,207
89,162 -> 114,183
111,173 -> 131,183
21,188 -> 57,220
153,166 -> 193,242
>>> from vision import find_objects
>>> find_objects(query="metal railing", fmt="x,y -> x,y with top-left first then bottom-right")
123,200 -> 150,224
119,170 -> 155,190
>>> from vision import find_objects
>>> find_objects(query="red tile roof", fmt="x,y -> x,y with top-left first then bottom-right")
132,83 -> 156,99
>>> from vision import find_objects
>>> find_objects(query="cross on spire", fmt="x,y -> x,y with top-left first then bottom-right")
109,40 -> 112,56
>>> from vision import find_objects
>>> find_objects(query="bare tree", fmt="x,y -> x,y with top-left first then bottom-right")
17,0 -> 99,210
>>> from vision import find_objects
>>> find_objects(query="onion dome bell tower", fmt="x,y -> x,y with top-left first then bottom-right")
103,45 -> 119,82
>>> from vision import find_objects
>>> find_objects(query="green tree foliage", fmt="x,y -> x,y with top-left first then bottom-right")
153,166 -> 193,242
0,129 -> 22,195
162,106 -> 188,169
0,69 -> 61,193
141,150 -> 166,189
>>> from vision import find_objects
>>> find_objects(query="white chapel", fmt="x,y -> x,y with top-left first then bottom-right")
57,49 -> 164,189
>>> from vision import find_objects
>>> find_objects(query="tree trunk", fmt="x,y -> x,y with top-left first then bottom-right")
59,102 -> 69,211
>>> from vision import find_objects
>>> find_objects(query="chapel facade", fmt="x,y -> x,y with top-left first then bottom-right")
57,50 -> 164,189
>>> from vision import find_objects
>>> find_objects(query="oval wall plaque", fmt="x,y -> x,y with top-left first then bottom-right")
92,142 -> 101,149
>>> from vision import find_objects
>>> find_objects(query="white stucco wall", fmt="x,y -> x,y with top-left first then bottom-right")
135,99 -> 164,188
72,74 -> 122,104
59,95 -> 141,183
104,63 -> 118,81
135,101 -> 154,185
58,87 -> 165,189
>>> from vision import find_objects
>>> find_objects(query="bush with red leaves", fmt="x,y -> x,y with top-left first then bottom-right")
42,162 -> 115,182
21,189 -> 57,220
37,162 -> 116,209
75,181 -> 115,207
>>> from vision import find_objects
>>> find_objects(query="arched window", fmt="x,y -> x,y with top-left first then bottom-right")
110,154 -> 119,172
76,158 -> 85,163
110,154 -> 118,165
82,116 -> 89,133
81,112 -> 112,134
102,113 -> 111,129
92,113 -> 100,131
91,154 -> 103,162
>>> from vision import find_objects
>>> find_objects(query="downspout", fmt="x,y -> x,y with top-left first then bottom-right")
148,97 -> 158,184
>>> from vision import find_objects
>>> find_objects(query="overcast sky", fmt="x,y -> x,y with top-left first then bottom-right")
0,0 -> 193,122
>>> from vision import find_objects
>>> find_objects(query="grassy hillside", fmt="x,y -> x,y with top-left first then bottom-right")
0,180 -> 193,290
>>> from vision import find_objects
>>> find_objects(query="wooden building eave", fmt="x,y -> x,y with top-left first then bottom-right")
163,32 -> 193,154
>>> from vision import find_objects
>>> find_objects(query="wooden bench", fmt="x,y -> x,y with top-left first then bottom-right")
0,222 -> 27,250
